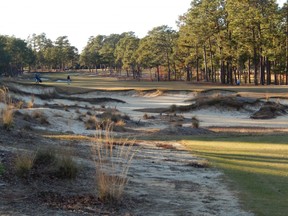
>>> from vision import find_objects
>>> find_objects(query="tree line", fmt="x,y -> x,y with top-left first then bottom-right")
0,0 -> 287,85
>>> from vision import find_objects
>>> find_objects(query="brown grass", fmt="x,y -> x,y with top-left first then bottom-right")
0,87 -> 14,129
2,107 -> 14,129
15,151 -> 36,177
0,86 -> 11,104
27,95 -> 35,108
85,116 -> 98,130
91,124 -> 138,202
191,116 -> 200,128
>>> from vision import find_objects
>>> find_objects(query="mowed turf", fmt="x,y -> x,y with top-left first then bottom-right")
23,71 -> 288,96
182,135 -> 288,216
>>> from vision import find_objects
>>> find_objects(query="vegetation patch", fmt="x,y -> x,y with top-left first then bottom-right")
250,101 -> 288,119
2,107 -> 14,130
15,152 -> 36,178
91,125 -> 138,202
183,135 -> 288,216
156,143 -> 177,150
0,163 -> 4,175
53,155 -> 78,179
186,160 -> 210,168
191,116 -> 200,128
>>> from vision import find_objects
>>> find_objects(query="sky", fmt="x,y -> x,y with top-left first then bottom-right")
0,0 -> 286,52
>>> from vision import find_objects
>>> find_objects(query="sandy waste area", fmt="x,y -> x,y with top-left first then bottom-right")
1,80 -> 287,215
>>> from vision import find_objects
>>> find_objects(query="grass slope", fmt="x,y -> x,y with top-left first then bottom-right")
182,135 -> 288,216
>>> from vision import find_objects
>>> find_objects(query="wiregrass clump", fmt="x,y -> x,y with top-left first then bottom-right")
32,111 -> 49,125
54,154 -> 78,179
15,147 -> 78,179
0,87 -> 14,130
192,116 -> 200,128
35,147 -> 78,179
2,107 -> 14,129
34,148 -> 57,166
0,163 -> 4,175
91,124 -> 138,202
15,152 -> 36,177
85,115 -> 98,129
27,95 -> 35,108
0,86 -> 11,105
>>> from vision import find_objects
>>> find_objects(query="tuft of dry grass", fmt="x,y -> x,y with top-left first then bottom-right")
54,154 -> 78,179
0,87 -> 14,129
2,107 -> 14,129
35,148 -> 57,166
15,100 -> 24,109
31,111 -> 49,124
23,113 -> 32,121
0,86 -> 11,104
91,124 -> 138,202
35,147 -> 78,179
191,116 -> 200,128
15,152 -> 36,177
186,160 -> 210,168
115,119 -> 126,127
85,116 -> 98,130
156,143 -> 177,150
0,163 -> 4,175
27,95 -> 35,108
143,113 -> 155,120
170,104 -> 177,113
32,110 -> 42,119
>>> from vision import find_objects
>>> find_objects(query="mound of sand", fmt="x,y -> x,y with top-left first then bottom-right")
251,102 -> 288,119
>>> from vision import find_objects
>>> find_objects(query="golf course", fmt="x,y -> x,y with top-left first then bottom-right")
0,71 -> 287,215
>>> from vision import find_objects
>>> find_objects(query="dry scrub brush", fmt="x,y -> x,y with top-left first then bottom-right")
0,87 -> 14,129
91,124 -> 138,202
14,147 -> 78,179
26,95 -> 35,108
192,116 -> 200,128
15,151 -> 36,177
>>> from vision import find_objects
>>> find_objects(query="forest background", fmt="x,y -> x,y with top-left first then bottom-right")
0,0 -> 288,86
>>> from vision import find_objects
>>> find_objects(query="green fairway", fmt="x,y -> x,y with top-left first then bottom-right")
182,135 -> 288,216
20,72 -> 288,95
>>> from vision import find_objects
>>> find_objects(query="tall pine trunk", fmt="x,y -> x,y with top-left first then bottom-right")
252,28 -> 258,85
260,54 -> 265,85
266,57 -> 271,85
209,38 -> 214,82
203,45 -> 209,82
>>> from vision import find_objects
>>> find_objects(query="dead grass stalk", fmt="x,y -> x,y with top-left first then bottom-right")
91,123 -> 138,202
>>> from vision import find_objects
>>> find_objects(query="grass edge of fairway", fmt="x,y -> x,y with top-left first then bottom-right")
181,135 -> 288,216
